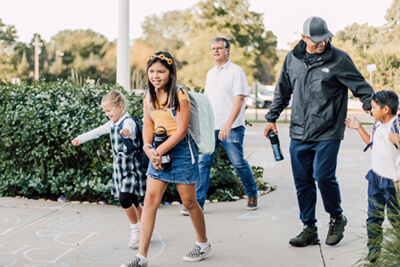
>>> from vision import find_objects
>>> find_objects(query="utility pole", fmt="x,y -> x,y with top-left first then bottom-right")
117,0 -> 130,91
32,34 -> 42,81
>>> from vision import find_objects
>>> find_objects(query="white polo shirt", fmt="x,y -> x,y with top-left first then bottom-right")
371,117 -> 400,180
204,60 -> 249,130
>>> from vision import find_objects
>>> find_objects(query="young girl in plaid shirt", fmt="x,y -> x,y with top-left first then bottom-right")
72,90 -> 146,249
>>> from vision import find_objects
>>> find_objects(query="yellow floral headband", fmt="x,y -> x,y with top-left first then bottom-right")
147,54 -> 173,65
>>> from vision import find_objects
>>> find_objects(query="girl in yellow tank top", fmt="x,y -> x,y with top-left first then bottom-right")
121,51 -> 211,267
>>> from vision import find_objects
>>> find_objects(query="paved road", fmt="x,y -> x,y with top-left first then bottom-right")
0,120 -> 374,267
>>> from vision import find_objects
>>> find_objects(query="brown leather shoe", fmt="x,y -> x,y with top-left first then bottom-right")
246,195 -> 258,210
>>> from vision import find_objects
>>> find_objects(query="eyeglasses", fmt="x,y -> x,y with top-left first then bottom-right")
212,47 -> 226,51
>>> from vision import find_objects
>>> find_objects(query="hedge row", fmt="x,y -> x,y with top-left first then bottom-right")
0,80 -> 263,204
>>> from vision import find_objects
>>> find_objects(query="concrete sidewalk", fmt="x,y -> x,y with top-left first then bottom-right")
0,121 -> 373,267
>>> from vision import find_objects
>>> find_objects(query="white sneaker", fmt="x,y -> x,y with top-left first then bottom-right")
128,229 -> 139,249
180,208 -> 189,216
183,243 -> 212,262
180,208 -> 204,216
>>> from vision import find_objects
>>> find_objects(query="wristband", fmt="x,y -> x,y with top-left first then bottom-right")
143,144 -> 153,150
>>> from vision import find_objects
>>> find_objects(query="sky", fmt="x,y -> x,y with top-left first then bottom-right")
0,0 -> 394,50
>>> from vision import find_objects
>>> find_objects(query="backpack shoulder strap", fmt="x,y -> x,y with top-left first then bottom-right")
167,84 -> 188,121
132,118 -> 144,146
364,121 -> 379,152
147,85 -> 188,122
118,116 -> 138,153
392,117 -> 400,134
391,117 -> 400,149
118,116 -> 130,130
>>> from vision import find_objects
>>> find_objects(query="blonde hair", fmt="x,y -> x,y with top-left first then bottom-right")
101,90 -> 128,112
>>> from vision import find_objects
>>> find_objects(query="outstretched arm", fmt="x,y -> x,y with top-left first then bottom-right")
71,123 -> 110,146
345,117 -> 370,145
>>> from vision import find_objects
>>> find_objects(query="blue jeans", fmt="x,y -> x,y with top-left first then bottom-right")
366,170 -> 400,257
290,139 -> 342,228
196,126 -> 257,208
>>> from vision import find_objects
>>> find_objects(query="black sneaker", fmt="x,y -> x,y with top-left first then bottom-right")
326,215 -> 347,246
246,195 -> 258,210
289,226 -> 320,247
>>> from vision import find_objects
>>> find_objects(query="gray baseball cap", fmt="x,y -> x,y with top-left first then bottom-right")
303,16 -> 333,43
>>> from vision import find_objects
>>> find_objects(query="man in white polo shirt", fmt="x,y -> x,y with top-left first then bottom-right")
182,37 -> 258,215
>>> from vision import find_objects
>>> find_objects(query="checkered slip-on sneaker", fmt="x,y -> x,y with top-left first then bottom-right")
183,243 -> 212,262
121,256 -> 148,267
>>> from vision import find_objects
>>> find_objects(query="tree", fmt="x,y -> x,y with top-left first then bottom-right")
336,23 -> 381,52
130,40 -> 153,89
47,29 -> 112,83
140,10 -> 188,53
365,46 -> 400,91
138,0 -> 278,87
98,40 -> 117,84
0,19 -> 17,46
0,19 -> 19,83
0,42 -> 18,84
384,0 -> 400,43
12,42 -> 32,81
197,0 -> 278,84
17,49 -> 29,80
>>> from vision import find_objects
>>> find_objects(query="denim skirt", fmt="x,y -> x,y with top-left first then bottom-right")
146,135 -> 200,184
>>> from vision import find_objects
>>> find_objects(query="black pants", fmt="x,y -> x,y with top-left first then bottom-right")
119,192 -> 139,209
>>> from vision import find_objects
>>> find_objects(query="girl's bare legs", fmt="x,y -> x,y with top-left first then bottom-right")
124,204 -> 142,224
138,177 -> 168,257
176,183 -> 207,243
124,202 -> 143,249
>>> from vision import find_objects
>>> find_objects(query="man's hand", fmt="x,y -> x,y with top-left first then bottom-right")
264,122 -> 277,139
219,124 -> 232,141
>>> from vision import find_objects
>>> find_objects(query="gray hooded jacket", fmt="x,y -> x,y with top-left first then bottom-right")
265,40 -> 374,142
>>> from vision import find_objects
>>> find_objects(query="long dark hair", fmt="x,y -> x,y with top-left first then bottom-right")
146,51 -> 180,111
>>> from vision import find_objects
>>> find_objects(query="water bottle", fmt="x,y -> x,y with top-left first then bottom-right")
268,130 -> 284,161
154,126 -> 172,169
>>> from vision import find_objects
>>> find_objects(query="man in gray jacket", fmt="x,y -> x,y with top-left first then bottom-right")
264,16 -> 374,247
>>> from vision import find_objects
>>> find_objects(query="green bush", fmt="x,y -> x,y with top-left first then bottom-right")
0,81 -> 265,205
0,80 -> 142,203
161,146 -> 245,203
355,202 -> 400,266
